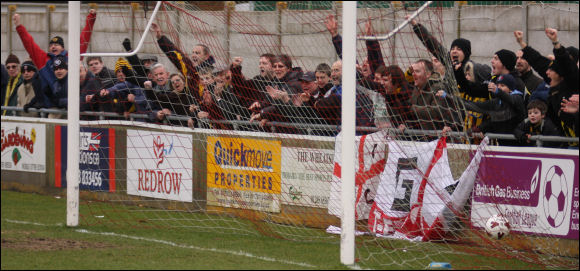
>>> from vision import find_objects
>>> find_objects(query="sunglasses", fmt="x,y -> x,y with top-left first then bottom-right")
6,65 -> 19,70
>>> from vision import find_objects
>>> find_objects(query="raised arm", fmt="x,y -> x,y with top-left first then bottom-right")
325,15 -> 343,59
547,28 -> 579,91
364,20 -> 385,75
14,13 -> 48,68
80,9 -> 97,55
407,15 -> 449,67
151,23 -> 201,101
515,30 -> 551,83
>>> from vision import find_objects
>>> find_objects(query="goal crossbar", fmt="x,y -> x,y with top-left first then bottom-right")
357,1 -> 433,41
81,1 -> 162,57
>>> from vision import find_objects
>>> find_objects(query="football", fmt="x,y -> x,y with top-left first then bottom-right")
485,214 -> 511,240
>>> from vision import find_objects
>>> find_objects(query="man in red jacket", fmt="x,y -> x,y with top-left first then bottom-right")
13,9 -> 97,69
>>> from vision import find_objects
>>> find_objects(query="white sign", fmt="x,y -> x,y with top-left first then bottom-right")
1,122 -> 46,173
471,154 -> 578,239
281,147 -> 334,208
127,130 -> 193,202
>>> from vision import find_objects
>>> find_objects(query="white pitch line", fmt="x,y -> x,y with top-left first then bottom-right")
4,219 -> 64,227
3,219 -> 316,269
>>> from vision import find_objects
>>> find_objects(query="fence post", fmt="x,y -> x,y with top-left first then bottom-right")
8,5 -> 17,54
47,5 -> 55,44
276,2 -> 287,55
523,1 -> 529,45
225,1 -> 235,64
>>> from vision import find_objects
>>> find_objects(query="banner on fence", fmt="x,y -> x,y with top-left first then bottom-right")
206,136 -> 281,212
281,147 -> 333,208
1,122 -> 46,173
472,151 -> 579,240
127,130 -> 193,202
54,126 -> 116,192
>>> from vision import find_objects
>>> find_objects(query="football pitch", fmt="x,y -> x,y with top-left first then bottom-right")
0,190 -> 565,270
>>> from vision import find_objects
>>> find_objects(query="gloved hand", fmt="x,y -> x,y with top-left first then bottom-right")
23,103 -> 31,113
122,38 -> 132,52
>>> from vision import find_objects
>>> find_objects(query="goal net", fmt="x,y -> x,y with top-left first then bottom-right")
54,1 -> 578,269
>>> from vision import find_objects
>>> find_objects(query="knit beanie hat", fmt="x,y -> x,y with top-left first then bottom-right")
21,61 -> 37,73
495,49 -> 516,72
49,36 -> 65,48
548,60 -> 564,77
496,73 -> 516,91
5,54 -> 20,65
450,38 -> 471,61
114,58 -> 132,74
53,55 -> 67,70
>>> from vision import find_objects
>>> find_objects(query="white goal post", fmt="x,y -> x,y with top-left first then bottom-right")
66,0 -> 80,227
340,1 -> 357,266
66,1 -> 163,227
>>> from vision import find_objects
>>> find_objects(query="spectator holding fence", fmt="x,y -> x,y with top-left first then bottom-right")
189,68 -> 229,130
79,61 -> 103,120
313,60 -> 374,135
99,58 -> 159,121
86,56 -> 117,89
462,73 -> 526,145
2,54 -> 22,116
17,61 -> 41,118
228,55 -> 271,115
405,59 -> 459,135
211,67 -> 248,123
513,99 -> 561,147
42,55 -> 68,119
374,64 -> 415,132
153,73 -> 197,127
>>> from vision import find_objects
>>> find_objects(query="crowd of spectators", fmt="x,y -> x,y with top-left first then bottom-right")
1,12 -> 578,148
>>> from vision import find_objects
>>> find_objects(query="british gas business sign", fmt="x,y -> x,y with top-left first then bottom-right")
206,136 -> 281,212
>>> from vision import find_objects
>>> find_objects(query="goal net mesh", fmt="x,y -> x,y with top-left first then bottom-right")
58,1 -> 579,269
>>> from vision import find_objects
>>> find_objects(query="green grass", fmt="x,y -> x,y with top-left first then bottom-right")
2,190 -> 577,270
1,190 -> 345,270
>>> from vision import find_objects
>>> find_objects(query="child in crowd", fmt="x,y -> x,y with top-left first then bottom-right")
462,73 -> 526,145
513,99 -> 562,147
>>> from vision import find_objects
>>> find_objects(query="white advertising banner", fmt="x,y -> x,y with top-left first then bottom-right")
281,147 -> 334,208
127,130 -> 193,202
1,122 -> 46,173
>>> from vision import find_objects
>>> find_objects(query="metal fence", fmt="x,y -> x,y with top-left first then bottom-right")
3,105 -> 578,147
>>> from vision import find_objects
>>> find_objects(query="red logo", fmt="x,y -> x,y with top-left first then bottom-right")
153,136 -> 164,168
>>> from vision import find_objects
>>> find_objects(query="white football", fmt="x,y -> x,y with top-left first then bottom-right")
485,214 -> 511,240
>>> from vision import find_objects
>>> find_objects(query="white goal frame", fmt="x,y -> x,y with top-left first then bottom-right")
66,1 -> 162,227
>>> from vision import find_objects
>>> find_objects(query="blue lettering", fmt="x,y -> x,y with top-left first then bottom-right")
214,140 -> 222,165
234,149 -> 240,166
240,143 -> 247,167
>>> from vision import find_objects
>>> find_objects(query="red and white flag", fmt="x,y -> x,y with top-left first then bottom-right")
368,136 -> 488,241
328,130 -> 388,220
